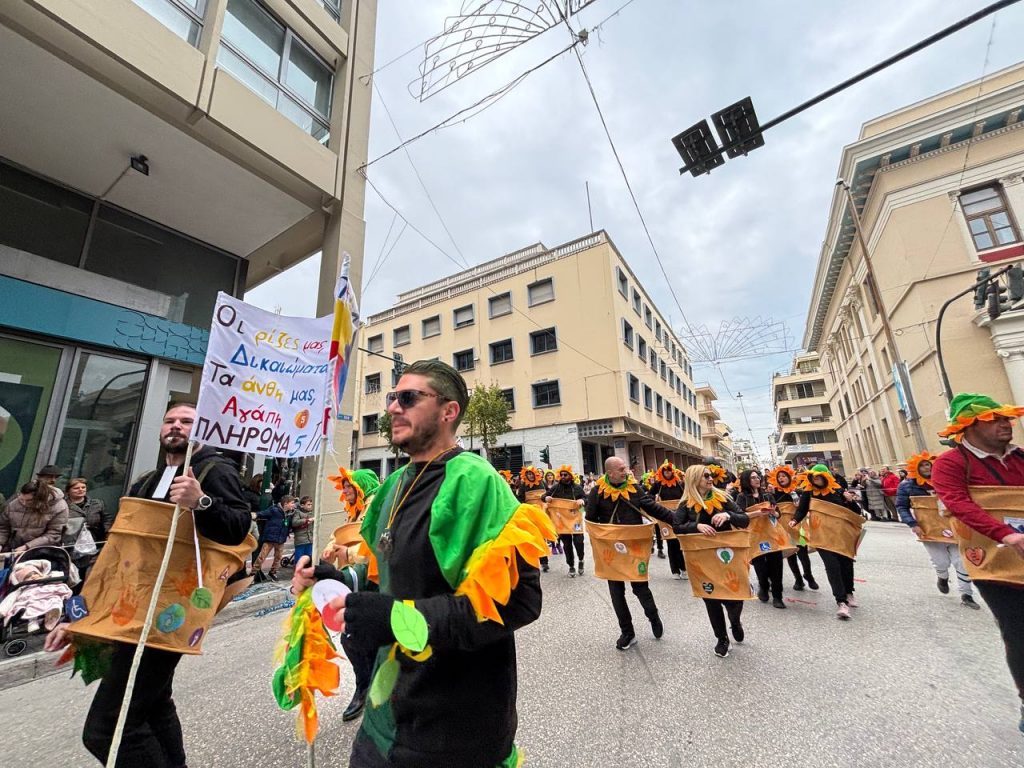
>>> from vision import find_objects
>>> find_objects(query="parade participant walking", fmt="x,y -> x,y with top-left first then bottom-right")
292,361 -> 553,767
676,464 -> 751,657
931,393 -> 1024,731
44,402 -> 251,767
517,465 -> 551,571
649,461 -> 686,579
735,469 -> 786,609
767,465 -> 818,591
895,451 -> 979,609
543,465 -> 586,577
253,495 -> 295,582
791,465 -> 863,620
584,456 -> 676,651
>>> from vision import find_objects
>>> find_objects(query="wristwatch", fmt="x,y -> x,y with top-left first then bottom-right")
195,495 -> 213,511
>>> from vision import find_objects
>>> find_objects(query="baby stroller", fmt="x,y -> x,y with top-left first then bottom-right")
0,546 -> 77,658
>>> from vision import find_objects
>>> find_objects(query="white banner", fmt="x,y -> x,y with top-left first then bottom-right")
193,293 -> 332,458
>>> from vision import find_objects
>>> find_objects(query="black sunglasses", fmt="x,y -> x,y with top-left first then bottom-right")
385,389 -> 449,409
702,472 -> 713,479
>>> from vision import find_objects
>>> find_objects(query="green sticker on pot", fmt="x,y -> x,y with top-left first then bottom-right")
390,601 -> 429,653
190,587 -> 214,610
369,656 -> 400,708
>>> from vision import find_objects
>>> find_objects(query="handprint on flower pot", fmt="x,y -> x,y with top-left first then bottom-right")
111,585 -> 140,626
723,569 -> 740,593
172,568 -> 198,597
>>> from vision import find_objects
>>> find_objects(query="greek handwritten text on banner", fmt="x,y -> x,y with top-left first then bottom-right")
194,293 -> 332,458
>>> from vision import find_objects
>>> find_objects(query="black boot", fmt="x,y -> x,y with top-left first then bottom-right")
342,687 -> 368,721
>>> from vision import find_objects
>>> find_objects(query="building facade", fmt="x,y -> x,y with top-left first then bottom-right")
771,352 -> 844,472
803,62 -> 1024,470
0,0 -> 375,512
352,232 -> 704,478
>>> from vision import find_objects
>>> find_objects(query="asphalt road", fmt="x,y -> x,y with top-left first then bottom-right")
2,522 -> 1022,767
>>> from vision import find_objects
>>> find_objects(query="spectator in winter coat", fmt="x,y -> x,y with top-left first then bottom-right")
253,495 -> 295,581
290,496 -> 315,565
64,477 -> 108,545
880,467 -> 900,520
0,481 -> 68,553
864,471 -> 888,521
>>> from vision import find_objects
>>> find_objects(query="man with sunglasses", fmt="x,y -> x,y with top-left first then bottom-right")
291,360 -> 554,768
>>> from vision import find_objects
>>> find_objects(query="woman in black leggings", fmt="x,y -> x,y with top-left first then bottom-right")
735,469 -> 787,609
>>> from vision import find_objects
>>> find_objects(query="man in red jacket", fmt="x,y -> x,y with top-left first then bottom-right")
931,392 -> 1024,733
880,466 -> 900,520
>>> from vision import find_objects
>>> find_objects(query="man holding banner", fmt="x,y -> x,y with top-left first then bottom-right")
931,393 -> 1024,733
584,456 -> 677,651
543,465 -> 586,577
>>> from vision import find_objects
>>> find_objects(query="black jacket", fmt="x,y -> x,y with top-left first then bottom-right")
733,490 -> 774,513
793,489 -> 860,523
676,495 -> 749,534
516,483 -> 545,503
545,480 -> 584,502
130,446 -> 250,546
584,483 -> 675,525
649,480 -> 684,501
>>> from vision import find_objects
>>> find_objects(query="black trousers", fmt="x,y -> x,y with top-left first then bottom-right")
751,551 -> 784,599
786,546 -> 815,582
83,643 -> 185,768
653,524 -> 664,552
666,538 -> 685,575
341,634 -> 377,692
608,580 -> 659,634
976,581 -> 1024,701
559,533 -> 585,568
703,598 -> 743,641
818,550 -> 854,604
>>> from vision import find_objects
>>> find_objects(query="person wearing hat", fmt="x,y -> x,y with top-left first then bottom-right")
543,465 -> 586,577
791,464 -> 863,620
36,464 -> 62,485
517,465 -> 552,571
931,393 -> 1024,732
291,360 -> 554,767
895,451 -> 979,609
649,460 -> 687,579
767,465 -> 818,591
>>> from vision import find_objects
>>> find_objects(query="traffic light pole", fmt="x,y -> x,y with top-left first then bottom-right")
839,181 -> 928,452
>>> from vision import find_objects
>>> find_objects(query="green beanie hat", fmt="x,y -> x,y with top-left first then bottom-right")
810,464 -> 831,474
350,469 -> 380,497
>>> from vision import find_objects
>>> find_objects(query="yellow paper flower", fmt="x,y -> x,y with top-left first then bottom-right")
767,466 -> 795,492
520,466 -> 541,487
596,474 -> 637,501
906,451 -> 937,487
656,461 -> 681,487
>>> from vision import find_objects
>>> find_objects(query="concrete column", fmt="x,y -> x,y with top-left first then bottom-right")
653,447 -> 666,466
983,306 -> 1024,407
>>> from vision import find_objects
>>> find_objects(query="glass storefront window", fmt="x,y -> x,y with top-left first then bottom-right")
54,351 -> 147,516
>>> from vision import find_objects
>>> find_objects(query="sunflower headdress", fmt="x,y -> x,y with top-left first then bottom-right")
803,464 -> 841,497
597,472 -> 637,501
498,469 -> 513,484
906,451 -> 937,487
557,464 -> 574,478
520,466 -> 542,487
707,464 -> 727,485
937,393 -> 1024,442
767,465 -> 796,493
326,466 -> 365,520
657,461 -> 680,487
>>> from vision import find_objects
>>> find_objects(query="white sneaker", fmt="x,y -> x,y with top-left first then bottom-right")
672,572 -> 683,580
836,603 -> 851,620
680,571 -> 688,580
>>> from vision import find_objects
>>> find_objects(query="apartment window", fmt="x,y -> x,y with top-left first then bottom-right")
217,0 -> 333,142
489,292 -> 512,318
367,334 -> 383,354
650,350 -> 657,372
656,394 -> 663,418
622,319 -> 634,349
422,315 -> 441,338
638,336 -> 647,359
532,381 -> 561,408
364,373 -> 381,394
453,304 -> 475,329
362,413 -> 379,434
500,388 -> 515,411
660,361 -> 667,381
527,278 -> 555,307
628,374 -> 640,403
960,184 -> 1019,250
844,392 -> 853,414
794,382 -> 814,399
453,349 -> 475,372
644,305 -> 653,329
393,325 -> 410,347
655,321 -> 662,342
490,339 -> 514,365
530,328 -> 558,355
318,0 -> 341,21
616,267 -> 629,298
132,0 -> 205,46
632,288 -> 642,314
643,385 -> 653,410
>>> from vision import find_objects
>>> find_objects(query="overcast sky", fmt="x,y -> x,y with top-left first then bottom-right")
246,0 -> 1024,464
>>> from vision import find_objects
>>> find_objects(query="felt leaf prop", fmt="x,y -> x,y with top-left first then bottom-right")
390,600 -> 429,653
271,589 -> 340,743
61,640 -> 114,685
190,587 -> 214,610
369,647 -> 400,708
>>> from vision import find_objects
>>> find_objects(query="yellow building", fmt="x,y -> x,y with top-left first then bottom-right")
352,232 -> 704,477
0,0 -> 375,508
804,62 -> 1024,470
771,352 -> 843,471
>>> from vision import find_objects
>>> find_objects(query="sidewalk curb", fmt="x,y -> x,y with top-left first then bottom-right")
0,586 -> 290,693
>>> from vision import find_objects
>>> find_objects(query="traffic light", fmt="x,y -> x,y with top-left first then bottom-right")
973,267 -> 991,309
540,445 -> 550,467
1009,264 -> 1024,303
391,352 -> 405,387
987,280 -> 1008,321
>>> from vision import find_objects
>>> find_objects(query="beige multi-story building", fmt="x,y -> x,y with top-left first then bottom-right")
771,352 -> 843,472
352,231 -> 704,477
695,384 -> 729,464
803,62 -> 1024,470
0,0 -> 374,515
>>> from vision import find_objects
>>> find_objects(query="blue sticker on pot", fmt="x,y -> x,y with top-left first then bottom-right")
759,542 -> 772,552
156,603 -> 186,633
65,596 -> 89,621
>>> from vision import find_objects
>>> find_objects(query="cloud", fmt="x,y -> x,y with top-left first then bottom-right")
247,0 -> 1024,465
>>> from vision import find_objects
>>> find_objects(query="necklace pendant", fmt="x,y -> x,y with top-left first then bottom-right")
378,528 -> 394,559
